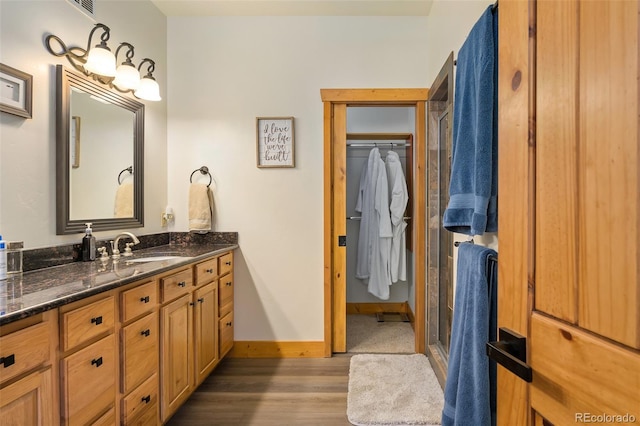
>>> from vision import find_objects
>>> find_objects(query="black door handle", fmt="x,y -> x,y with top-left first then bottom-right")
486,327 -> 532,382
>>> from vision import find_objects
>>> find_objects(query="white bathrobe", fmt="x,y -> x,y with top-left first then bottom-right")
355,148 -> 393,300
385,151 -> 409,283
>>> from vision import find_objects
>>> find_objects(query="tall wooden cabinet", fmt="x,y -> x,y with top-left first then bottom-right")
498,1 -> 640,424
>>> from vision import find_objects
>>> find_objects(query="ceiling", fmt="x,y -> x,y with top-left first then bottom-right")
150,0 -> 434,16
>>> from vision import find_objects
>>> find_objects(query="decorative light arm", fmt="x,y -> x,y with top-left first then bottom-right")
138,58 -> 156,78
115,42 -> 135,66
44,23 -> 112,76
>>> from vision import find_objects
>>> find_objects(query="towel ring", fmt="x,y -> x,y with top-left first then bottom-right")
190,166 -> 212,187
118,166 -> 133,185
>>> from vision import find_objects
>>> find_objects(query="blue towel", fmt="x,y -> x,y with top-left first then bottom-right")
442,243 -> 497,426
443,5 -> 498,236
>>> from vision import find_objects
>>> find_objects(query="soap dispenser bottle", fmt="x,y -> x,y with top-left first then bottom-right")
81,223 -> 96,261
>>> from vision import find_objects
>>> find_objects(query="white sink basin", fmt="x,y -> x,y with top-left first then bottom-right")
125,255 -> 186,263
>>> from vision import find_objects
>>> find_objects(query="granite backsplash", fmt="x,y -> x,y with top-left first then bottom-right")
22,232 -> 238,272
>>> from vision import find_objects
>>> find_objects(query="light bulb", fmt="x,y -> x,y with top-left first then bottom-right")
84,45 -> 116,77
134,76 -> 161,101
113,63 -> 140,90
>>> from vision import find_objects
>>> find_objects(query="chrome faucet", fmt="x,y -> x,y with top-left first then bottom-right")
110,232 -> 140,258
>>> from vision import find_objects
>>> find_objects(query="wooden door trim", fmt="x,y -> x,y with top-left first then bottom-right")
497,0 -> 533,424
321,88 -> 428,356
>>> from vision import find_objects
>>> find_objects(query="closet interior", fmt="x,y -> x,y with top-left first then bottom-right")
345,106 -> 416,353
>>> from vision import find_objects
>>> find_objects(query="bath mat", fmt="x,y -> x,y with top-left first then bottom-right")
347,354 -> 443,426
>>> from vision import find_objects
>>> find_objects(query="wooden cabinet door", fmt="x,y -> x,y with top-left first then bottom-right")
194,282 -> 218,385
160,293 -> 193,422
0,368 -> 54,426
498,1 -> 640,424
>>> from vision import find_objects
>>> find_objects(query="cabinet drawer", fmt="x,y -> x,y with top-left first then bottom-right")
62,296 -> 115,352
219,311 -> 234,357
121,281 -> 158,323
195,258 -> 218,286
0,322 -> 50,384
122,373 -> 158,425
219,252 -> 233,276
160,268 -> 193,303
121,312 -> 158,394
62,334 -> 116,425
218,273 -> 234,317
92,407 -> 116,426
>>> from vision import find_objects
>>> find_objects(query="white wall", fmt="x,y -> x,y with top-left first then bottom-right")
0,0 -> 167,248
167,16 -> 429,341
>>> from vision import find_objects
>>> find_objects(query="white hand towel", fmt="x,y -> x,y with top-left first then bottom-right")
189,183 -> 213,233
114,182 -> 133,218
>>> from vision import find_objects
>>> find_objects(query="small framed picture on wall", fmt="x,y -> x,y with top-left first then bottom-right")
0,63 -> 33,119
256,116 -> 295,168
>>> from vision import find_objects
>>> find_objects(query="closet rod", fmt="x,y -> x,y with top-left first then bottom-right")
347,216 -> 411,220
346,142 -> 412,148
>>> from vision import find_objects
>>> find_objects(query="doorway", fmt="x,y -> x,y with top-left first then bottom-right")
321,89 -> 428,356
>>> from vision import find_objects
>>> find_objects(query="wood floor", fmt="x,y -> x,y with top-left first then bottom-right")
166,356 -> 353,425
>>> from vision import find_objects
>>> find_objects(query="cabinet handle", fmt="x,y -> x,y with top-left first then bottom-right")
91,316 -> 103,325
225,261 -> 231,266
140,296 -> 150,303
91,357 -> 103,367
197,298 -> 204,303
206,268 -> 214,273
0,354 -> 15,368
141,395 -> 151,404
226,281 -> 232,287
141,329 -> 151,337
226,321 -> 232,327
178,281 -> 186,287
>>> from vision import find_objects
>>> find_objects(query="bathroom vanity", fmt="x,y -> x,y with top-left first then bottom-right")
0,242 -> 237,425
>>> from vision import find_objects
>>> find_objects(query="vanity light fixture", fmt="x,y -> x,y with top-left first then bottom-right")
45,23 -> 161,101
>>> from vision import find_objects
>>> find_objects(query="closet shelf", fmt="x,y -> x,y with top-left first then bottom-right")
347,216 -> 411,220
347,142 -> 412,148
346,132 -> 412,140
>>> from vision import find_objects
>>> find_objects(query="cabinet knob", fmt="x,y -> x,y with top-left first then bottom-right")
189,302 -> 195,306
0,354 -> 15,368
91,357 -> 103,367
141,395 -> 151,404
226,281 -> 232,287
197,298 -> 204,304
140,296 -> 150,303
206,268 -> 214,273
91,316 -> 103,325
178,281 -> 186,288
226,321 -> 232,327
141,329 -> 151,337
225,261 -> 231,266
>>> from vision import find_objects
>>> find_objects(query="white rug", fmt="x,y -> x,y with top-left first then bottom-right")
347,354 -> 444,426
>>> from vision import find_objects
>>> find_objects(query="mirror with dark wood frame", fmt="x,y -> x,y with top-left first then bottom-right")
56,65 -> 144,234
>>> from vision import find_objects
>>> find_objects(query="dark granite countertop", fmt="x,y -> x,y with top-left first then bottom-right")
0,242 -> 238,326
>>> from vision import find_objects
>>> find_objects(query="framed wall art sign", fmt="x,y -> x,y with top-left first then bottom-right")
256,116 -> 295,168
0,63 -> 33,119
